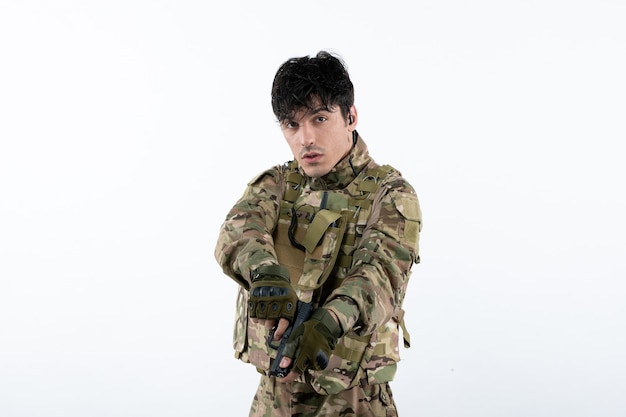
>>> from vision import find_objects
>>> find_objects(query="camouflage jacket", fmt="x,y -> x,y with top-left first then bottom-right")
215,135 -> 421,394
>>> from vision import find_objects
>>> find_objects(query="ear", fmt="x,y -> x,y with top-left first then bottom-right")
347,105 -> 358,130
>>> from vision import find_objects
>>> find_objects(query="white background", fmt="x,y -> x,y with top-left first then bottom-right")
1,1 -> 625,416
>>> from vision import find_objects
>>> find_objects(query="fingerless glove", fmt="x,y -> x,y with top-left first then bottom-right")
282,308 -> 343,374
248,264 -> 298,322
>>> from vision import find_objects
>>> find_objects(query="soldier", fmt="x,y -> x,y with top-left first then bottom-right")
215,50 -> 422,416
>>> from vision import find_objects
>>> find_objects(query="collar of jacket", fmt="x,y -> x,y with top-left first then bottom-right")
303,134 -> 374,191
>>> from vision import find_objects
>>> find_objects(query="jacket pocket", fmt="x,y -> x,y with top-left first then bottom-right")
308,333 -> 373,395
299,209 -> 346,291
275,208 -> 347,294
232,287 -> 271,371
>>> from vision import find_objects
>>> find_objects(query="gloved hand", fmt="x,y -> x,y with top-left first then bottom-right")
248,264 -> 298,322
281,308 -> 343,375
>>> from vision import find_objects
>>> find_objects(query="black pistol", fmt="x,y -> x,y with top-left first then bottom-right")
268,300 -> 314,377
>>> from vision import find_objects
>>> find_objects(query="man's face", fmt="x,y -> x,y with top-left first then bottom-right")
280,102 -> 357,178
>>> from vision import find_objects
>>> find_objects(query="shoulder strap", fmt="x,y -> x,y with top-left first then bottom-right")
348,164 -> 394,209
282,160 -> 303,203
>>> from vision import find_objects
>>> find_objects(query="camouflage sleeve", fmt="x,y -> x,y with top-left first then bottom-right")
324,175 -> 422,336
214,166 -> 286,288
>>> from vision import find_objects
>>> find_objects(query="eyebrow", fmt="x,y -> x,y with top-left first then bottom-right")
307,106 -> 334,115
286,105 -> 335,123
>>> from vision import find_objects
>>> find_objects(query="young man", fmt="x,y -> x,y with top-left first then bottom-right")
215,51 -> 422,416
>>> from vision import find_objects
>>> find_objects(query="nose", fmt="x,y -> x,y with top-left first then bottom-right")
297,123 -> 315,147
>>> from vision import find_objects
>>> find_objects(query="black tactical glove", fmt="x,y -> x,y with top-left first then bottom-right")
282,308 -> 343,375
248,264 -> 298,321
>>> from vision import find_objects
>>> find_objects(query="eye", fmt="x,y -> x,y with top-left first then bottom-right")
315,116 -> 327,123
282,120 -> 298,129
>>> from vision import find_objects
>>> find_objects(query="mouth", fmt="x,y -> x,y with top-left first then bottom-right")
302,152 -> 322,163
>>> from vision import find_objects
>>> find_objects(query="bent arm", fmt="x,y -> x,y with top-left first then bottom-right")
324,176 -> 422,336
214,167 -> 286,288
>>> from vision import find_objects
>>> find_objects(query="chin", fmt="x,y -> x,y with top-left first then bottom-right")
303,166 -> 329,178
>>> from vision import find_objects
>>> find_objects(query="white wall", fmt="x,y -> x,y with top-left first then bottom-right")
1,1 -> 625,416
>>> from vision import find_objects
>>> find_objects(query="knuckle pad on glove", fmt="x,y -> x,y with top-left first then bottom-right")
316,351 -> 329,369
284,315 -> 338,374
248,274 -> 297,321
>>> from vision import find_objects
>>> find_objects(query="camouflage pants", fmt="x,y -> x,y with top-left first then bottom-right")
249,374 -> 399,417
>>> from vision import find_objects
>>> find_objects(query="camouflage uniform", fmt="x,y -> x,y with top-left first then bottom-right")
215,135 -> 421,416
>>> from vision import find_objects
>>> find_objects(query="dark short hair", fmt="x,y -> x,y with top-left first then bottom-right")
271,51 -> 354,123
